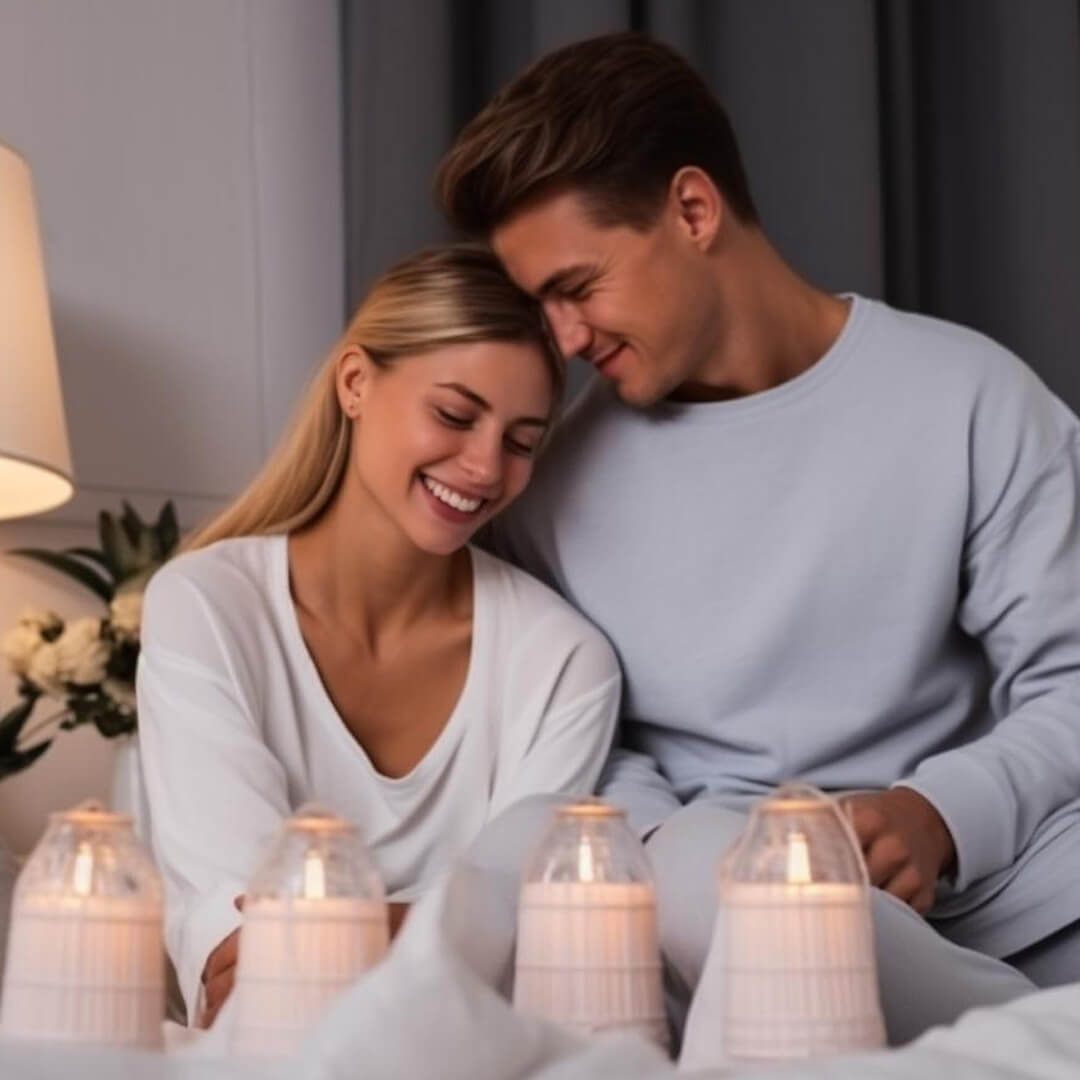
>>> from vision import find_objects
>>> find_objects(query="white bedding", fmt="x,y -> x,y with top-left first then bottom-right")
2,858 -> 1079,1079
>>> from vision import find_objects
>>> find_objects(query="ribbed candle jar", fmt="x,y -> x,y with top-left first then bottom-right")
513,799 -> 667,1048
229,804 -> 388,1058
0,800 -> 164,1048
686,784 -> 885,1068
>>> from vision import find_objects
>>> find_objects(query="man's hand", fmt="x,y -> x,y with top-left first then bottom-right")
841,789 -> 956,915
200,896 -> 244,1028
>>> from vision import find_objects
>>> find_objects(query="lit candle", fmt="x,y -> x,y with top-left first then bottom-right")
682,785 -> 885,1069
513,800 -> 667,1048
228,806 -> 389,1058
0,801 -> 164,1048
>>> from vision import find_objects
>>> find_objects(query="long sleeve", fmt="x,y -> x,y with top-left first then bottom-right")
488,613 -> 620,819
599,745 -> 683,839
900,403 -> 1080,890
137,569 -> 291,1022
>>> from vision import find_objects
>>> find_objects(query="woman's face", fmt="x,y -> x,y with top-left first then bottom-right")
341,340 -> 554,555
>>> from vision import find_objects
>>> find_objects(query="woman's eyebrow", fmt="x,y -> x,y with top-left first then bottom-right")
435,382 -> 548,427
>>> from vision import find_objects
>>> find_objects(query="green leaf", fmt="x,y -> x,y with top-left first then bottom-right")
156,500 -> 180,558
93,708 -> 136,739
5,549 -> 113,603
0,694 -> 38,755
0,738 -> 53,781
65,547 -> 117,580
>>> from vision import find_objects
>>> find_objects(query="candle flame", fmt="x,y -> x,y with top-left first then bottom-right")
72,841 -> 94,896
786,830 -> 812,885
577,837 -> 596,883
303,849 -> 326,899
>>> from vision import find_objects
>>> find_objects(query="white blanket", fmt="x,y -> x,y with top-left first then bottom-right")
2,859 -> 1080,1078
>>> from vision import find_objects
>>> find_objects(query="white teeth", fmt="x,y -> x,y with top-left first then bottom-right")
422,475 -> 483,514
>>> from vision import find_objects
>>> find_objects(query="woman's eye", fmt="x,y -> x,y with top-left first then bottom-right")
564,283 -> 591,301
505,437 -> 538,458
436,408 -> 472,428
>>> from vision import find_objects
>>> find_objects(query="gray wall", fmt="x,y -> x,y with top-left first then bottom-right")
0,0 -> 344,851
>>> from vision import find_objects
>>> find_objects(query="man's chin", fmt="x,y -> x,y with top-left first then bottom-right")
610,376 -> 664,409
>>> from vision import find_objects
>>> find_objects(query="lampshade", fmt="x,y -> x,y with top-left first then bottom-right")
0,140 -> 73,519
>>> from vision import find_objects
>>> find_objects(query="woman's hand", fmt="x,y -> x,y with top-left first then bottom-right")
842,789 -> 956,915
199,896 -> 244,1028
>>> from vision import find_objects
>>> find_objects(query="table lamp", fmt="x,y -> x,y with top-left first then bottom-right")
0,140 -> 73,520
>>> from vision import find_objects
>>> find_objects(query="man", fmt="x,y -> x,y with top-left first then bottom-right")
438,33 -> 1080,1041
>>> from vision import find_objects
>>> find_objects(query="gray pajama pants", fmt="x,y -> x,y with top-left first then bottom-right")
464,795 -> 1037,1048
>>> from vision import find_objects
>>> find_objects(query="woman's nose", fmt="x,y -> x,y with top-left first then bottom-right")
460,433 -> 503,488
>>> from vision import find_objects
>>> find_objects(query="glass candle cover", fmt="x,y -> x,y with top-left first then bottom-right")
513,799 -> 667,1048
0,799 -> 165,1048
716,783 -> 886,1064
228,803 -> 389,1058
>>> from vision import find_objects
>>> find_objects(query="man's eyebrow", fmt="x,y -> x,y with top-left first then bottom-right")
535,264 -> 596,299
435,383 -> 549,427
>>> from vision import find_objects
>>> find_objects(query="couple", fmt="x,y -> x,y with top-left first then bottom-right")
139,34 -> 1080,1040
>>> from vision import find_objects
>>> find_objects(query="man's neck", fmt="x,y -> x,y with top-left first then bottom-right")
672,232 -> 851,403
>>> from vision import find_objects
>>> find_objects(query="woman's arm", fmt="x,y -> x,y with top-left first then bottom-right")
137,566 -> 291,1024
488,611 -> 621,818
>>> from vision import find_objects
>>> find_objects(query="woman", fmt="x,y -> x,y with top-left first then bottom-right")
137,245 -> 620,1026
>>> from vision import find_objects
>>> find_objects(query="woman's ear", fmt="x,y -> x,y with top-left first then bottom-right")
336,345 -> 376,419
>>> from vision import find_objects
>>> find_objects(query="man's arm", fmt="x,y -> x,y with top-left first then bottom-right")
898,419 -> 1080,892
599,744 -> 682,840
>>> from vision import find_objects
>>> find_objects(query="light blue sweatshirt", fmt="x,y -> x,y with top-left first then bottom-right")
490,296 -> 1080,955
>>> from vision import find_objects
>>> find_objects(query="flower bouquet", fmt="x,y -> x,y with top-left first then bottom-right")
0,502 -> 179,780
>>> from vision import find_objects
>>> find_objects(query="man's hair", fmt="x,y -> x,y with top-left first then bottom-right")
437,32 -> 758,235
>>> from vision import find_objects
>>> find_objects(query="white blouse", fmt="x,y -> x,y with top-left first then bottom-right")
136,535 -> 620,1018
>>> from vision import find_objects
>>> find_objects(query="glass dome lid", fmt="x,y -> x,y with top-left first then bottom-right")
721,783 -> 868,887
17,799 -> 162,903
246,803 -> 385,903
523,798 -> 654,886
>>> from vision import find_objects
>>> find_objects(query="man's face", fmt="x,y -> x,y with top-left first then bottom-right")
491,190 -> 717,407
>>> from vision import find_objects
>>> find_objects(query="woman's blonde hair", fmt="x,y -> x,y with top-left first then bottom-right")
185,244 -> 564,551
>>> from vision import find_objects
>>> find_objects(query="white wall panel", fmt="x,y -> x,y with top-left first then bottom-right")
0,0 -> 343,850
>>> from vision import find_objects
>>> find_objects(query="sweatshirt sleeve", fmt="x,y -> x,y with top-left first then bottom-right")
899,385 -> 1080,890
137,566 -> 291,1023
488,610 -> 620,820
599,745 -> 683,840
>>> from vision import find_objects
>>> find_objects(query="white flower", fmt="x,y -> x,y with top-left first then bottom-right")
2,624 -> 46,679
16,608 -> 62,635
53,617 -> 110,686
103,678 -> 137,713
26,640 -> 64,698
109,591 -> 144,641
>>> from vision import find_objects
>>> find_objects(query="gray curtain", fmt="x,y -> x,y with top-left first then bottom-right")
342,0 -> 1080,409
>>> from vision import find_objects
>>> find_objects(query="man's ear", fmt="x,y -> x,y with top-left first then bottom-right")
336,345 -> 377,419
669,166 -> 723,252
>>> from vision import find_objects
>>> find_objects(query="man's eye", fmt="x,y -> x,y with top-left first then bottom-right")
564,283 -> 591,301
436,408 -> 471,428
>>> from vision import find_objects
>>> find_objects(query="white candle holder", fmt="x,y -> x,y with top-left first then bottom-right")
0,799 -> 164,1048
229,804 -> 389,1058
513,799 -> 667,1048
689,784 -> 885,1068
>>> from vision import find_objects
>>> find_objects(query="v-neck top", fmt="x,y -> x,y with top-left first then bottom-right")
137,534 -> 620,1018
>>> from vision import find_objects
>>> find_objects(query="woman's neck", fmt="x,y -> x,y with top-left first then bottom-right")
287,491 -> 469,657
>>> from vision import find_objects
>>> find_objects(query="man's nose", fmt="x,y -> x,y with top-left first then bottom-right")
544,301 -> 591,359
